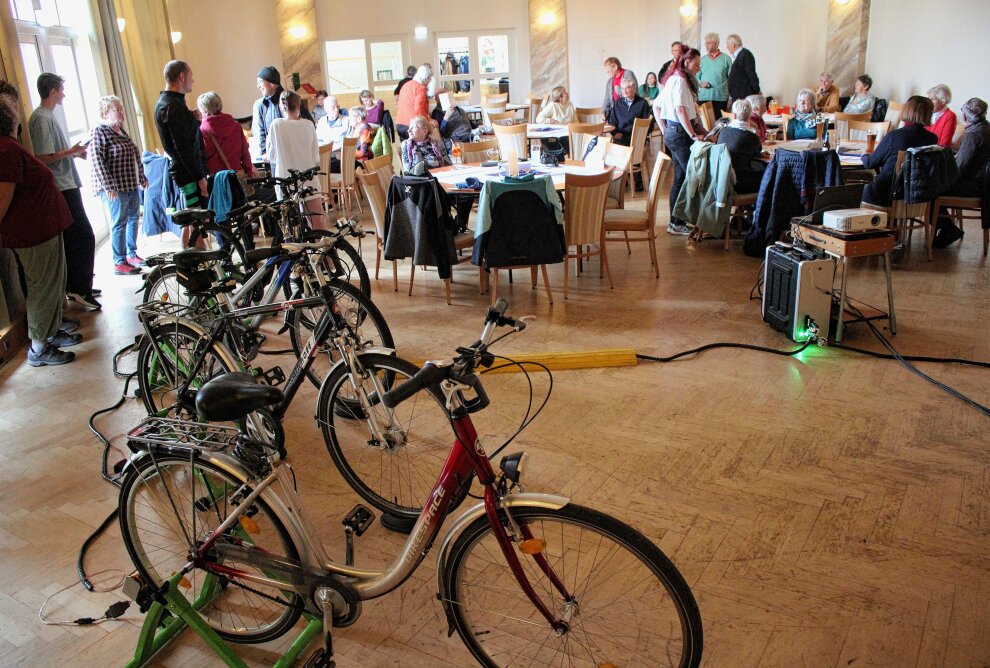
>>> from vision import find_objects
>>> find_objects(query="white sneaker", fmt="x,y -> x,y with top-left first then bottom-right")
667,222 -> 691,236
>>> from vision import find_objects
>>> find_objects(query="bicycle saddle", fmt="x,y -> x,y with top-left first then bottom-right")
173,248 -> 227,268
171,208 -> 214,226
196,372 -> 282,422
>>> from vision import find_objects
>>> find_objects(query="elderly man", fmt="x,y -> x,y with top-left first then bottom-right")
658,41 -> 682,82
816,72 -> 840,113
726,34 -> 760,102
698,32 -> 732,117
607,72 -> 651,190
315,96 -> 350,172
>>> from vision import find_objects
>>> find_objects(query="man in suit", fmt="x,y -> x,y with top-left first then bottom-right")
726,34 -> 760,103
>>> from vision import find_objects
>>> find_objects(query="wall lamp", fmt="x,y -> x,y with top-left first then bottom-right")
680,3 -> 696,18
414,26 -> 428,40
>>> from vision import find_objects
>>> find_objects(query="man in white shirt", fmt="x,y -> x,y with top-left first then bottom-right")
315,96 -> 350,148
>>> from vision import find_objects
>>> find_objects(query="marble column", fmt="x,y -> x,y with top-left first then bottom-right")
825,0 -> 871,96
680,1 -> 702,50
276,0 -> 322,89
528,0 -> 568,95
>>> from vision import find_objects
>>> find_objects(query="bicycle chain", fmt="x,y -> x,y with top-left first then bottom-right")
219,572 -> 302,610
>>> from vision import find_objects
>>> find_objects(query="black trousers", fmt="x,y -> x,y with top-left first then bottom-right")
59,188 -> 95,296
664,123 -> 694,225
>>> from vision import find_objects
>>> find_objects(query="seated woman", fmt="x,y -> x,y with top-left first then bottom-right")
746,94 -> 767,140
716,99 -> 765,194
786,89 -> 819,140
860,95 -> 937,207
925,84 -> 957,148
638,72 -> 660,102
844,74 -> 877,115
346,106 -> 375,161
359,89 -> 385,126
934,97 -> 990,247
266,91 -> 325,228
536,86 -> 577,124
400,115 -> 472,227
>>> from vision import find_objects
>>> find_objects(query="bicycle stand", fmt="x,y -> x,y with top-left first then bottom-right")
124,574 -> 323,668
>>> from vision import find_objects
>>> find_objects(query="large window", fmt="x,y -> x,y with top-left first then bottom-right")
435,30 -> 514,103
325,37 -> 408,100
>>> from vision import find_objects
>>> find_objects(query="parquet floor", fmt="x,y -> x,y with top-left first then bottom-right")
1,185 -> 988,667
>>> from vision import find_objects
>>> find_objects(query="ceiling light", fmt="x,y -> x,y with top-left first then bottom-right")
414,26 -> 428,40
680,4 -> 695,17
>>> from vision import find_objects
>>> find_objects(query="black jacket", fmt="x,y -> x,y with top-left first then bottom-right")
383,175 -> 457,278
861,124 -> 938,206
955,120 -> 990,184
472,189 -> 565,268
154,90 -> 207,185
716,125 -> 765,192
727,48 -> 760,101
607,95 -> 651,143
896,145 -> 957,204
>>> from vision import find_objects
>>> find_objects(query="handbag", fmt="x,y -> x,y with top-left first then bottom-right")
207,131 -> 255,197
541,137 -> 566,166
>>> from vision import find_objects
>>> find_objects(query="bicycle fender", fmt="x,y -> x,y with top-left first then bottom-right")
316,349 -> 398,393
433,493 -> 569,636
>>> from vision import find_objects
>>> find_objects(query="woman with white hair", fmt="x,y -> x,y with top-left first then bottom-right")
746,94 -> 767,140
400,115 -> 473,227
925,84 -> 956,148
815,72 -> 840,113
786,89 -> 818,140
396,64 -> 432,140
716,98 -> 765,193
698,32 -> 732,116
933,97 -> 990,248
198,91 -> 255,177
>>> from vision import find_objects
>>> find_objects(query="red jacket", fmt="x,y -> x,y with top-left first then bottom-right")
925,108 -> 957,148
396,80 -> 428,126
200,113 -> 255,175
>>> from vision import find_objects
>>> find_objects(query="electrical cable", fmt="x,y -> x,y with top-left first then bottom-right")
39,569 -> 129,626
637,337 -> 816,363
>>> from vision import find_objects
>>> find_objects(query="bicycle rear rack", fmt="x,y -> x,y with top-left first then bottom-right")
126,417 -> 241,454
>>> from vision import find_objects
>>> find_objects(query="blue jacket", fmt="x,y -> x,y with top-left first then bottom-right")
141,151 -> 182,237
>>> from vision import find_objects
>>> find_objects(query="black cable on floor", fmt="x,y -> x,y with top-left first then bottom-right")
636,337 -> 816,363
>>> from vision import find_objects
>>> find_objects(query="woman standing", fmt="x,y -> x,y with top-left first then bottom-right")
656,45 -> 705,235
267,91 -> 325,228
198,91 -> 256,176
396,65 -> 431,140
88,95 -> 146,275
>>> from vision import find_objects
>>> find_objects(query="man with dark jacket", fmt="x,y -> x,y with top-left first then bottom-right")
607,73 -> 652,190
253,65 -> 313,161
154,60 -> 207,211
726,34 -> 760,103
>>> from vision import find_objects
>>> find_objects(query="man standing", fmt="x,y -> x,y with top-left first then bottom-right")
393,65 -> 417,99
658,41 -> 682,82
698,33 -> 732,117
28,73 -> 100,310
154,59 -> 207,226
726,34 -> 760,103
607,72 -> 652,190
253,65 -> 312,163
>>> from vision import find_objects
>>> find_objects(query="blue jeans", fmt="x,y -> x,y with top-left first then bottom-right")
101,190 -> 140,264
664,123 -> 694,226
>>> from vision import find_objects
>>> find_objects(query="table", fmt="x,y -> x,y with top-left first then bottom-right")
526,124 -> 569,139
431,161 -> 618,194
763,112 -> 835,126
790,221 -> 897,342
460,103 -> 529,115
761,139 -> 871,169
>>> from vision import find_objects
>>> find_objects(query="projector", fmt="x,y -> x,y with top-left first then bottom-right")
822,208 -> 887,232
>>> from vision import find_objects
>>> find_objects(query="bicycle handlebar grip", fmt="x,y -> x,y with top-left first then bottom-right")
382,363 -> 448,409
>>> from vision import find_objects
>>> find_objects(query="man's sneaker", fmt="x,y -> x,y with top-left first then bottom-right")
127,254 -> 147,267
66,292 -> 102,310
27,343 -> 75,367
47,329 -> 83,347
667,222 -> 692,236
60,317 -> 80,334
91,288 -> 102,297
115,262 -> 142,275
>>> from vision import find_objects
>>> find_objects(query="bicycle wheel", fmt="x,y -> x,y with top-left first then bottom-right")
316,353 -> 453,519
442,504 -> 703,668
118,453 -> 303,643
287,279 -> 393,390
322,237 -> 371,298
142,265 -> 198,307
136,321 -> 241,418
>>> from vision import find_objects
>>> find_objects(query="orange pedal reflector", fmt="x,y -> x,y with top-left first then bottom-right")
599,664 -> 617,668
519,538 -> 546,555
178,576 -> 192,589
239,516 -> 260,534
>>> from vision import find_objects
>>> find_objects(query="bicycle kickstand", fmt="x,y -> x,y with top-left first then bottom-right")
304,588 -> 337,668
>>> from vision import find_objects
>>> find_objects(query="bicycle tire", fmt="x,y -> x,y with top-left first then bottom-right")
118,452 -> 303,643
136,321 -> 242,418
142,264 -> 199,308
287,279 -> 394,390
316,352 -> 454,519
441,503 -> 703,668
323,237 -> 371,298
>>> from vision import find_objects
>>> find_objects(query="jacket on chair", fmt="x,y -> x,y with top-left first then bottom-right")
384,175 -> 458,278
672,141 -> 735,237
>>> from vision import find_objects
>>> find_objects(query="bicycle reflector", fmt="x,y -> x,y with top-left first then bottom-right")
519,538 -> 546,555
499,452 -> 527,484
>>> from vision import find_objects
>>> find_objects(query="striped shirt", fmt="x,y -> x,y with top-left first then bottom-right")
87,123 -> 144,194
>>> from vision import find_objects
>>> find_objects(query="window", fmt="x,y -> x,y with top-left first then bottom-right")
325,37 -> 409,98
435,30 -> 514,103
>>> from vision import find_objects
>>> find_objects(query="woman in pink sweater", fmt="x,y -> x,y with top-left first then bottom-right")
925,84 -> 957,148
197,91 -> 255,176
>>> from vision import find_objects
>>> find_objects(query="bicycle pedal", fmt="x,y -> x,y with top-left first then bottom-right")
342,504 -> 375,536
303,648 -> 335,668
254,366 -> 285,386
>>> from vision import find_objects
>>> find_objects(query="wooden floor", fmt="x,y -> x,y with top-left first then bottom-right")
1,185 -> 989,667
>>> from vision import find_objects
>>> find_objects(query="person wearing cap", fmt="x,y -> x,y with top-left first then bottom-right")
253,65 -> 312,164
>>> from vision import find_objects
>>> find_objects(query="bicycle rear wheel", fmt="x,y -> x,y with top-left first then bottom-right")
441,504 -> 703,667
322,237 -> 370,298
118,453 -> 303,643
316,353 -> 454,519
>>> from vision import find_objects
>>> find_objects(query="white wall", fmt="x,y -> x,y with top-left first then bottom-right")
700,0 -> 828,106
866,0 -> 990,110
566,0 -> 680,109
168,0 -> 282,118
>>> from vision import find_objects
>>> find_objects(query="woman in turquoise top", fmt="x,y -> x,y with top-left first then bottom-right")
698,32 -> 732,116
786,89 -> 819,140
638,72 -> 660,101
844,74 -> 877,115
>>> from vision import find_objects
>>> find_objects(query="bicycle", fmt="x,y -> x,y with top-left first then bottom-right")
118,300 -> 703,666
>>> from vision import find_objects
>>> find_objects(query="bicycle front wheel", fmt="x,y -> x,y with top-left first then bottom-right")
322,237 -> 371,298
316,353 -> 453,519
118,453 -> 303,643
441,504 -> 703,668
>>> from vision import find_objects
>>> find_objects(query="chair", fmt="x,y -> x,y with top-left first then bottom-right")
323,138 -> 362,217
528,96 -> 544,124
568,122 -> 605,161
781,114 -> 827,141
461,139 -> 500,163
603,152 -> 670,277
862,151 -> 935,260
452,91 -> 471,106
847,120 -> 891,142
720,111 -> 735,120
697,102 -> 716,132
626,117 -> 652,197
576,106 -> 603,123
481,104 -> 507,127
492,123 -> 529,160
601,142 -> 633,210
563,169 -> 614,299
362,153 -> 395,184
885,101 -> 903,129
931,195 -> 986,256
487,110 -> 516,126
834,111 -> 872,140
482,93 -> 508,107
356,170 -> 397,289
726,192 -> 758,250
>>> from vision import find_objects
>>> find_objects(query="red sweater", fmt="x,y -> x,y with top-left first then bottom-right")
925,108 -> 957,148
200,113 -> 254,175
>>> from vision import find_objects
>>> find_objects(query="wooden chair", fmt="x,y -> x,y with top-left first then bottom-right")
362,153 -> 394,184
461,139 -> 500,163
355,170 -> 397,289
862,151 -> 934,260
563,169 -> 614,299
885,101 -> 903,129
834,111 -> 872,140
847,120 -> 891,142
720,110 -> 735,120
726,192 -> 758,250
482,92 -> 508,106
626,117 -> 652,197
492,123 -> 529,160
697,102 -> 716,132
931,195 -> 987,256
603,152 -> 669,277
527,96 -> 544,124
568,122 -> 604,161
322,138 -> 362,217
481,104 -> 506,127
780,114 -> 827,141
452,91 -> 471,106
576,106 -> 603,123
601,142 -> 633,210
487,110 -> 515,126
